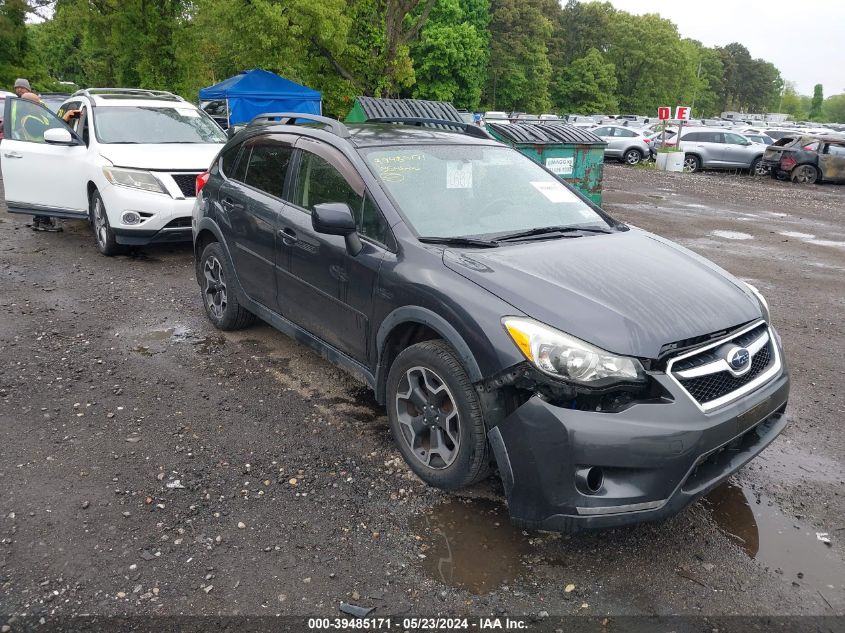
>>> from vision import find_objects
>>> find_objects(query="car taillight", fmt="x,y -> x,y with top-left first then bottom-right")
196,171 -> 210,196
780,155 -> 796,170
643,138 -> 651,143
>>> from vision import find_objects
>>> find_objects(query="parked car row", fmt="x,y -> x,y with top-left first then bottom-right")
1,92 -> 791,533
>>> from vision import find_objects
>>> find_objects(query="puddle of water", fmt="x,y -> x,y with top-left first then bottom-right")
705,482 -> 845,604
711,230 -> 754,240
129,326 -> 224,355
412,499 -> 533,594
779,231 -> 816,240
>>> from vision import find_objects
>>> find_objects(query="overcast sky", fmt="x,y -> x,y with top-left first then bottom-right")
600,0 -> 844,96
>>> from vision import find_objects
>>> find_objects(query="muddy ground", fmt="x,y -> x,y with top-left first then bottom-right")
0,166 -> 843,625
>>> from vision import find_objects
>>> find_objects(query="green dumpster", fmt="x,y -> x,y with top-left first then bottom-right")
345,96 -> 464,124
487,123 -> 607,205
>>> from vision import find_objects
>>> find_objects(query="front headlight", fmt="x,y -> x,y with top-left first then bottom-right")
743,282 -> 770,321
503,317 -> 645,385
102,167 -> 166,194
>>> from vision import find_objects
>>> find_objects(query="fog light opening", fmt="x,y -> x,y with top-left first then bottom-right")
121,211 -> 141,226
576,466 -> 604,495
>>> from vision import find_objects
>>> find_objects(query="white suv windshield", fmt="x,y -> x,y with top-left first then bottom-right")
93,106 -> 226,144
363,145 -> 608,238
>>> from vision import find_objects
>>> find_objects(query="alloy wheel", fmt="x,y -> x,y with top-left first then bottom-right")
93,198 -> 108,247
203,256 -> 227,320
683,156 -> 698,173
395,366 -> 461,469
625,150 -> 641,165
792,165 -> 817,184
753,160 -> 769,176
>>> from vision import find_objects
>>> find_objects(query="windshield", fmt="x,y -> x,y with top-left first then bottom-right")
93,106 -> 226,144
363,145 -> 611,239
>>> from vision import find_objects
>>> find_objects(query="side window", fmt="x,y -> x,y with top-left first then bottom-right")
7,97 -> 72,144
242,140 -> 293,198
725,133 -> 747,144
824,143 -> 845,156
220,145 -> 242,178
233,146 -> 250,182
58,101 -> 82,132
802,141 -> 820,152
618,128 -> 637,137
358,193 -> 389,245
592,127 -> 611,136
682,132 -> 701,142
294,151 -> 361,213
294,151 -> 390,246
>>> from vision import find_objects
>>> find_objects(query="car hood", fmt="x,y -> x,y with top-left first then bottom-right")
98,143 -> 223,171
443,229 -> 762,359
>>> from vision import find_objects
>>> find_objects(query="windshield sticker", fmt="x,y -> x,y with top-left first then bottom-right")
176,108 -> 200,118
545,157 -> 574,176
373,154 -> 424,182
377,165 -> 420,182
530,180 -> 579,203
447,161 -> 473,189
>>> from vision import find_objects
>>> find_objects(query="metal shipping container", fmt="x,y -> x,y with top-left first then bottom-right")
487,123 -> 607,205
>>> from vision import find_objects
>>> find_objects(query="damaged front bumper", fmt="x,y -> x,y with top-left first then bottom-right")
487,369 -> 789,532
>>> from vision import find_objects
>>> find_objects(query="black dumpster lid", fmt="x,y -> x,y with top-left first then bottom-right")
488,122 -> 605,145
355,96 -> 464,124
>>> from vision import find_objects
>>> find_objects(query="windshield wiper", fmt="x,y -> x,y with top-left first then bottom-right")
418,236 -> 499,248
493,225 -> 612,242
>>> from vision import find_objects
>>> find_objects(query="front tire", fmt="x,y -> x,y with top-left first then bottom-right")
623,148 -> 643,165
198,242 -> 256,330
750,157 -> 768,176
386,340 -> 490,490
90,190 -> 122,256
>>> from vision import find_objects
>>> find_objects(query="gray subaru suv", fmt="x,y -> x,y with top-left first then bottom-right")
192,114 -> 789,532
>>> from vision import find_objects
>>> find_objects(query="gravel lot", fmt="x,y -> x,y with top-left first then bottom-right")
0,166 -> 843,624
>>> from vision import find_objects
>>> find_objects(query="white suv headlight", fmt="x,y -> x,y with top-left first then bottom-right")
503,317 -> 645,385
103,167 -> 166,194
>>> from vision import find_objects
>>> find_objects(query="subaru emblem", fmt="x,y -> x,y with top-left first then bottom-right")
727,347 -> 751,372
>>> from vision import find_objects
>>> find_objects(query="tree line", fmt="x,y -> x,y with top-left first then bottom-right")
1,0 -> 843,122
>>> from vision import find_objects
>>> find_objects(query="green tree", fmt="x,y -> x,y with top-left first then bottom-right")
484,0 -> 556,112
552,47 -> 617,113
822,93 -> 845,123
0,0 -> 28,87
809,83 -> 824,120
410,0 -> 489,109
778,82 -> 808,120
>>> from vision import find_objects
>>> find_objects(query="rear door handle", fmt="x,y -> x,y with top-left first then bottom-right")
279,228 -> 298,244
3,152 -> 22,159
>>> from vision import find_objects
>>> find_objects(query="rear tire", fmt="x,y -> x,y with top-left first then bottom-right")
791,164 -> 818,184
198,242 -> 256,330
386,340 -> 490,490
623,148 -> 643,166
90,190 -> 122,256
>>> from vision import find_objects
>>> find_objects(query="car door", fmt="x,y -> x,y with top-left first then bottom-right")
276,138 -> 390,363
1,97 -> 89,217
722,132 -> 754,167
818,142 -> 845,182
592,127 -> 618,157
215,133 -> 296,309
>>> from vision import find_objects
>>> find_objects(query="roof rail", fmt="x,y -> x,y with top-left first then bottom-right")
247,112 -> 350,138
364,117 -> 492,140
71,88 -> 184,101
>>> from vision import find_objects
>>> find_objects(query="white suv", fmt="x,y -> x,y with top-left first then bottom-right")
1,88 -> 226,255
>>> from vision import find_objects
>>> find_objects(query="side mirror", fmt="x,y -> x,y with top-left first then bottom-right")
312,202 -> 362,256
44,127 -> 76,145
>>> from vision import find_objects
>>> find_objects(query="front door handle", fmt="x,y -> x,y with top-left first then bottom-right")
3,152 -> 22,159
279,228 -> 298,244
220,197 -> 242,211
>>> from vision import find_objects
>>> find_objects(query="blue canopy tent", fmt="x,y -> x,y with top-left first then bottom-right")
198,69 -> 321,127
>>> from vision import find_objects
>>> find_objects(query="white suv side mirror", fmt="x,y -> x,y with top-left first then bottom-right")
44,127 -> 76,145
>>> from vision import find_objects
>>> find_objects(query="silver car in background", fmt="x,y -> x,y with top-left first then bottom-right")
590,124 -> 654,165
676,128 -> 767,175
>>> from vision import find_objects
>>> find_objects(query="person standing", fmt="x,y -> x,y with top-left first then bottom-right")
12,79 -> 62,232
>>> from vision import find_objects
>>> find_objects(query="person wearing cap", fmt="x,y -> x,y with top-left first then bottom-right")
13,78 -> 32,97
